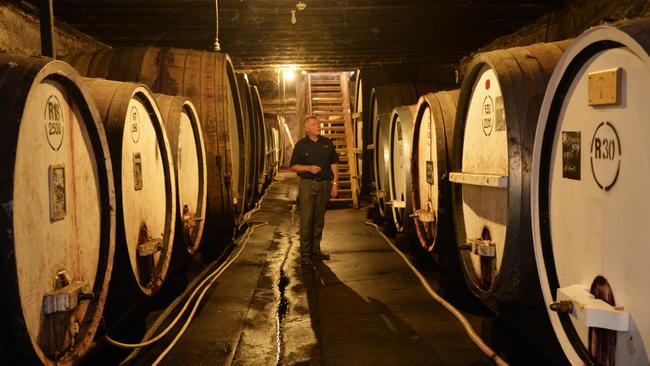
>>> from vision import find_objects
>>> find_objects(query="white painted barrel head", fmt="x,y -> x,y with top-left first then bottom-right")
533,23 -> 650,366
227,72 -> 243,208
120,91 -> 176,295
414,99 -> 440,248
460,64 -> 508,286
9,61 -> 114,364
376,113 -> 391,217
177,102 -> 207,253
388,105 -> 417,232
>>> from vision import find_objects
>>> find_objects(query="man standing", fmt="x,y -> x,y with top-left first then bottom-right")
290,115 -> 339,265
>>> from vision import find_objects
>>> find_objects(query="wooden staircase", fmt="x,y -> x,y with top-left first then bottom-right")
307,72 -> 359,208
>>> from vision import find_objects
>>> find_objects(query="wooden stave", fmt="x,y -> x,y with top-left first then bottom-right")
264,114 -> 276,178
387,104 -> 418,232
83,78 -> 176,297
411,90 -> 459,253
263,114 -> 274,184
64,47 -> 246,233
235,73 -> 257,211
532,19 -> 650,366
154,94 -> 207,255
0,56 -> 116,365
450,42 -> 567,303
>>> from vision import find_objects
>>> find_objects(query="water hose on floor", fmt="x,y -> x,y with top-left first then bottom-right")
106,185 -> 273,364
363,220 -> 509,366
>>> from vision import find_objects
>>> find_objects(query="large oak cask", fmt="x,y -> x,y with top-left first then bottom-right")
0,56 -> 115,365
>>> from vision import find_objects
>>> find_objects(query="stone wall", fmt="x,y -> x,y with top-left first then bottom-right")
458,0 -> 650,78
0,1 -> 108,58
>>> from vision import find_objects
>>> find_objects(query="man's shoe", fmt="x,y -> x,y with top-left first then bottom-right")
300,256 -> 312,265
312,251 -> 330,260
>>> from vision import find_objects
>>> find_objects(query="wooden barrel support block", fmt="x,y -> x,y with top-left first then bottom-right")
533,20 -> 650,366
155,94 -> 207,255
84,78 -> 176,296
387,104 -> 418,232
451,41 -> 567,302
411,90 -> 459,252
0,56 -> 116,365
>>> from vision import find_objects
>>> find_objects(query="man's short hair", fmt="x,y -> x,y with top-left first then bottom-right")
304,115 -> 319,127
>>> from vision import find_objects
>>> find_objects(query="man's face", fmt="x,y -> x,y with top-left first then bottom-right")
305,118 -> 320,136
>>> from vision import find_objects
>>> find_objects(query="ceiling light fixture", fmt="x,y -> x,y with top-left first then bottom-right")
296,1 -> 307,11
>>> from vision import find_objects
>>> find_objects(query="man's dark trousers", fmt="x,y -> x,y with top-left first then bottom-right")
298,178 -> 330,257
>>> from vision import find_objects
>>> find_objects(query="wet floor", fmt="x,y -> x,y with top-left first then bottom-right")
91,171 -> 565,366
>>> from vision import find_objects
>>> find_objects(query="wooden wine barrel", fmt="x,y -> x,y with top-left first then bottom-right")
449,41 -> 569,303
235,73 -> 256,211
65,47 -> 247,231
355,67 -> 456,196
411,90 -> 459,252
369,82 -> 436,219
387,104 -> 418,232
265,113 -> 284,178
271,115 -> 286,172
533,20 -> 650,366
84,78 -> 176,296
0,56 -> 115,365
250,85 -> 268,193
154,94 -> 207,255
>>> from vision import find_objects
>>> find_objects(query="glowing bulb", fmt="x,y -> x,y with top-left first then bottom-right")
291,10 -> 297,25
296,1 -> 307,11
282,65 -> 297,81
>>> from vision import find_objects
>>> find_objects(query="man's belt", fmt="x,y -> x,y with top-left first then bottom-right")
301,176 -> 330,182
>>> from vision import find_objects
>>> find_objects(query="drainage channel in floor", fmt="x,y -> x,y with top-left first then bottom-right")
276,264 -> 290,366
276,203 -> 297,365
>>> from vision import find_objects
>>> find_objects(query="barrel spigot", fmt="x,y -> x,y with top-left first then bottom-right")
549,300 -> 574,314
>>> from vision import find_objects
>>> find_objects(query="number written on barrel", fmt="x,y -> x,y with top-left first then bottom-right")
131,106 -> 140,143
44,95 -> 64,151
590,121 -> 621,191
482,96 -> 494,136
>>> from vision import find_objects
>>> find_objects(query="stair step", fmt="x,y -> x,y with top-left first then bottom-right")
330,198 -> 353,202
312,104 -> 345,110
310,86 -> 340,91
314,112 -> 345,116
321,133 -> 346,138
312,92 -> 343,97
319,125 -> 346,129
312,97 -> 344,102
311,80 -> 341,85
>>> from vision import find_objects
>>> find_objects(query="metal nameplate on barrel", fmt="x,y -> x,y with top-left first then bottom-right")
426,160 -> 434,185
588,68 -> 620,106
133,152 -> 143,191
48,164 -> 66,221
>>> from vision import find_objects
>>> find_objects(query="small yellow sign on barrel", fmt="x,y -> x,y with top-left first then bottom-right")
588,68 -> 620,106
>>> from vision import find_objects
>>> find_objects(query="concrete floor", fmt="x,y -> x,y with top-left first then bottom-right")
130,172 -> 494,365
